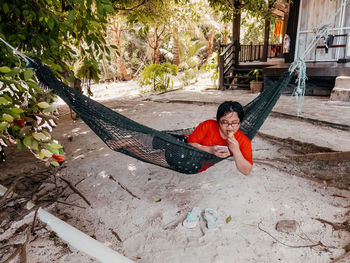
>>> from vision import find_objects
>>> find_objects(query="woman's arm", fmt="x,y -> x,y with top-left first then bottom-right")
227,137 -> 252,176
189,142 -> 231,159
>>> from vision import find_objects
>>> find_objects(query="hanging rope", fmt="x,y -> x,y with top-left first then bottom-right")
0,37 -> 33,65
288,0 -> 349,115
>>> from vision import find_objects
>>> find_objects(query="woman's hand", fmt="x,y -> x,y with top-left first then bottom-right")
227,135 -> 239,152
211,145 -> 231,158
188,143 -> 230,158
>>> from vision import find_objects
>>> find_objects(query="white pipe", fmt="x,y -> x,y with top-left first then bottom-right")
298,27 -> 350,33
0,184 -> 134,263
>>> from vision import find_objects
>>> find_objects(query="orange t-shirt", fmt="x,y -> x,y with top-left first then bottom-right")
187,119 -> 253,171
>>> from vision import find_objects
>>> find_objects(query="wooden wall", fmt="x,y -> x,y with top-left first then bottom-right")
295,0 -> 349,61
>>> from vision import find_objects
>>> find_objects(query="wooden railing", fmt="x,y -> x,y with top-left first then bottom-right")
239,42 -> 283,62
218,41 -> 283,89
218,41 -> 240,89
219,42 -> 283,63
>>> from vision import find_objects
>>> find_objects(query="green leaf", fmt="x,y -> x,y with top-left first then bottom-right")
3,3 -> 9,14
2,114 -> 14,122
68,10 -> 75,23
0,122 -> 9,132
104,4 -> 114,13
3,94 -> 13,103
0,97 -> 10,105
9,112 -> 20,119
42,130 -> 52,140
89,21 -> 100,29
31,140 -> 39,151
19,126 -> 31,137
27,80 -> 41,93
41,149 -> 53,158
48,17 -> 55,30
23,69 -> 34,81
49,142 -> 63,149
43,105 -> 57,113
4,68 -> 20,77
48,146 -> 59,154
0,66 -> 11,73
32,132 -> 48,141
37,102 -> 50,108
17,139 -> 25,150
225,216 -> 232,224
23,136 -> 32,147
155,198 -> 162,202
51,159 -> 60,167
11,107 -> 24,114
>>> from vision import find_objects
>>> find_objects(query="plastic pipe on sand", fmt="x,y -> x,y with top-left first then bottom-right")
0,184 -> 134,263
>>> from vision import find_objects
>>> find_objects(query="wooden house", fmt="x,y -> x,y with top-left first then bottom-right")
218,0 -> 350,99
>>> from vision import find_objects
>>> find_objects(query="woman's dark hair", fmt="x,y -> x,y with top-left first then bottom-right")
216,101 -> 244,123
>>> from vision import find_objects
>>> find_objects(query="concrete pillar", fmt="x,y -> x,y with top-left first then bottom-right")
330,76 -> 350,102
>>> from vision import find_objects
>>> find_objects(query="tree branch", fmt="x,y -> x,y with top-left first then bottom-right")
114,0 -> 147,11
257,221 -> 334,249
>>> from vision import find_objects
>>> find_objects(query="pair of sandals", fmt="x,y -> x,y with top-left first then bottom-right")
183,207 -> 218,229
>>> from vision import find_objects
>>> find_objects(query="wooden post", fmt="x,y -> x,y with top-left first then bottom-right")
249,42 -> 253,61
285,0 -> 300,63
232,0 -> 241,66
262,18 -> 270,62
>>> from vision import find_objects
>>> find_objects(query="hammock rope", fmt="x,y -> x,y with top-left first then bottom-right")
0,36 -> 292,174
26,58 -> 291,174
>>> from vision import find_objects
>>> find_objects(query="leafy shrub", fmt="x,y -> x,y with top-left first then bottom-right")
0,66 -> 64,166
200,52 -> 218,88
180,68 -> 198,86
138,62 -> 178,92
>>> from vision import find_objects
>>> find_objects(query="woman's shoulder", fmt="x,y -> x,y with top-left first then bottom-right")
236,130 -> 251,143
198,119 -> 218,129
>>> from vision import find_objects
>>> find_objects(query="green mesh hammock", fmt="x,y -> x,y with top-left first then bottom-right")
29,59 -> 291,174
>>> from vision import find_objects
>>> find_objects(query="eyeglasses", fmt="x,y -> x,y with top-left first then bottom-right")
219,120 -> 240,127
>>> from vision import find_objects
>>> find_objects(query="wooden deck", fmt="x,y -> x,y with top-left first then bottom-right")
262,61 -> 350,96
264,62 -> 350,77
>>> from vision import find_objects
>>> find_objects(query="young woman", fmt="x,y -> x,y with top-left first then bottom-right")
187,101 -> 253,175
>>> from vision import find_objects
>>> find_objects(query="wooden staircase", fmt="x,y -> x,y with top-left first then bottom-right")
218,41 -> 258,90
218,41 -> 281,90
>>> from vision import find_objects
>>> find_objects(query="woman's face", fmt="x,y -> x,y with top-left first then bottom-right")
218,112 -> 241,138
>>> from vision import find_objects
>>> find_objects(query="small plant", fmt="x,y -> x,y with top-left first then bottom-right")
180,68 -> 198,86
0,66 -> 65,167
138,62 -> 178,92
250,69 -> 263,82
200,52 -> 218,88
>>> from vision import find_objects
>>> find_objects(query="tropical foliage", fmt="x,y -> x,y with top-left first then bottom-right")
0,0 -> 115,165
138,63 -> 178,91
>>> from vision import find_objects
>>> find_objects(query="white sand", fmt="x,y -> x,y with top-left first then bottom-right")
2,74 -> 350,262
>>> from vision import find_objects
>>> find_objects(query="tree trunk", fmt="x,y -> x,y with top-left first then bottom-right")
232,0 -> 241,44
153,27 -> 160,64
207,25 -> 215,59
102,52 -> 109,80
113,21 -> 132,81
154,41 -> 160,64
172,23 -> 180,65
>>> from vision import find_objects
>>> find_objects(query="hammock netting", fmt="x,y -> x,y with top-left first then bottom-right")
29,59 -> 292,174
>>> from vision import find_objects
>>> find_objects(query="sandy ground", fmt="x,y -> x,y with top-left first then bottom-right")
1,73 -> 350,262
